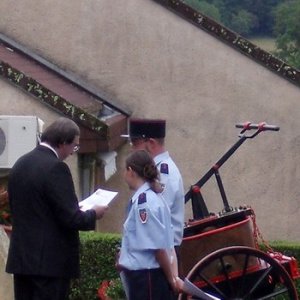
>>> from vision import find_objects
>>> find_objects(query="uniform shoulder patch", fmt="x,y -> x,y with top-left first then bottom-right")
160,163 -> 169,174
138,192 -> 147,205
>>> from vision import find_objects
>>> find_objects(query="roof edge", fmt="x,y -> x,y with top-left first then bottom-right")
0,61 -> 109,136
0,33 -> 131,116
153,0 -> 300,87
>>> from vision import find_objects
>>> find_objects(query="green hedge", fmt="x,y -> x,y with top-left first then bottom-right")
69,232 -> 300,299
69,231 -> 122,300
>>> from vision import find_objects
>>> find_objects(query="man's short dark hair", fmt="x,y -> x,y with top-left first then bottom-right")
41,117 -> 80,148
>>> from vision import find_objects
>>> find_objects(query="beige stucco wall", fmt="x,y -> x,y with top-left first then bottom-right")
0,0 -> 300,242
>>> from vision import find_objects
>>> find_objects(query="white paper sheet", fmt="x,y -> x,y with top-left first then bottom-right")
79,188 -> 118,211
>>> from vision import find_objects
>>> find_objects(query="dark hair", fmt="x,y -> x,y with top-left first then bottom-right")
41,117 -> 80,148
126,150 -> 162,193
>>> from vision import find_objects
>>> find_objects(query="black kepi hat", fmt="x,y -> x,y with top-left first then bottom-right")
129,118 -> 166,139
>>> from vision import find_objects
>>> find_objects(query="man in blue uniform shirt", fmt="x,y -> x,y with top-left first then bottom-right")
125,118 -> 185,276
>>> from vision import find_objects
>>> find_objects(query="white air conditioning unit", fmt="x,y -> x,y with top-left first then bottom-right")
0,115 -> 43,169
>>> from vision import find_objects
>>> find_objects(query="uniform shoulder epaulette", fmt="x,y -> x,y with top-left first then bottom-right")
160,163 -> 169,174
138,192 -> 147,205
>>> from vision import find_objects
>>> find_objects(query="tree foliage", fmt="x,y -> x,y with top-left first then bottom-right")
184,0 -> 282,36
273,1 -> 300,69
183,0 -> 300,69
183,0 -> 221,21
230,9 -> 258,36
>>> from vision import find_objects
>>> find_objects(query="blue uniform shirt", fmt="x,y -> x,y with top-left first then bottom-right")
119,182 -> 174,270
154,151 -> 185,246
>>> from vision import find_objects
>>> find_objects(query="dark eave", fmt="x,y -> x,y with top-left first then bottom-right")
153,0 -> 300,87
0,34 -> 129,153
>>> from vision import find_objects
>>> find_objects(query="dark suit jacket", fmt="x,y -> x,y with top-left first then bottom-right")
6,145 -> 96,278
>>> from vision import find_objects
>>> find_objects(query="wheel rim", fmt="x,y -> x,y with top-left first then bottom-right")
178,246 -> 298,300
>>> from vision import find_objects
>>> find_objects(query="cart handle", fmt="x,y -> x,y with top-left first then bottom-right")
236,122 -> 280,132
186,121 -> 280,214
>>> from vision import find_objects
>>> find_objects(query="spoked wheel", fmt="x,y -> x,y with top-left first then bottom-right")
178,246 -> 298,300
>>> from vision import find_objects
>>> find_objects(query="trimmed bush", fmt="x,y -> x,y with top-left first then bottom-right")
69,231 -> 121,300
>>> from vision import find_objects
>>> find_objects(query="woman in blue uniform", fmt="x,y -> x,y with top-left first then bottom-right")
118,150 -> 177,300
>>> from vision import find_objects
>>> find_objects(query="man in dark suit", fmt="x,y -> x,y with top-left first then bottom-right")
6,117 -> 108,300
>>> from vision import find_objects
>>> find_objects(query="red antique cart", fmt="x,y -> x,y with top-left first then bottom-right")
179,122 -> 300,299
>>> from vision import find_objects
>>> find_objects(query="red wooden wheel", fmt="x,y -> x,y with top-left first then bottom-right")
178,246 -> 298,300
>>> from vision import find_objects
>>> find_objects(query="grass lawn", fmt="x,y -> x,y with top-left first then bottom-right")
249,36 -> 277,52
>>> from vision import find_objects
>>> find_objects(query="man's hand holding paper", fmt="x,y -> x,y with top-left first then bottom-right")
92,204 -> 109,219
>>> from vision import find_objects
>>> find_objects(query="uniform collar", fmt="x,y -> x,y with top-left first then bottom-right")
131,182 -> 151,204
154,151 -> 169,165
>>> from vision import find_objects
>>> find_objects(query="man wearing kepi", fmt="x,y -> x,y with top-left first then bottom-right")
127,118 -> 185,275
6,117 -> 108,300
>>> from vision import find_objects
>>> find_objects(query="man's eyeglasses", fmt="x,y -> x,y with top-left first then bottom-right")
73,145 -> 80,152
